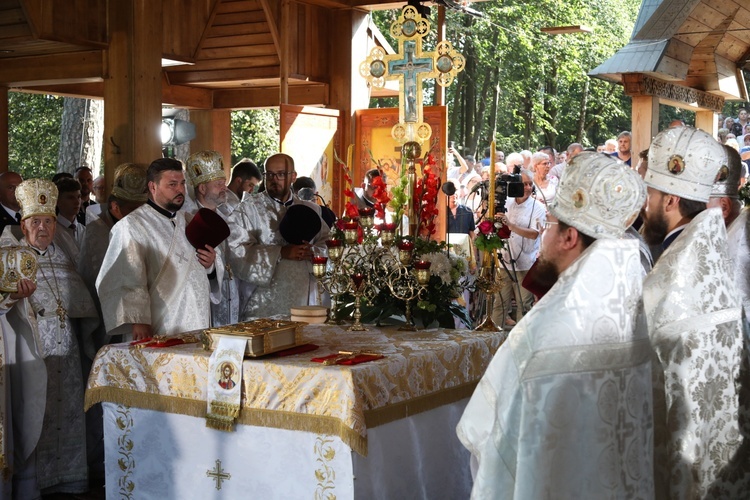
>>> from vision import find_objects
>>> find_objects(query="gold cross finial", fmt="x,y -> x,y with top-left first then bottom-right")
360,5 -> 464,144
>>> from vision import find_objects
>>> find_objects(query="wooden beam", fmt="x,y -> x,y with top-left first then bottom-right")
695,110 -> 718,137
161,74 -> 213,109
213,83 -> 328,109
0,87 -> 7,173
622,73 -> 725,112
280,0 -> 292,104
0,50 -> 104,86
166,66 -> 279,85
190,110 -> 232,176
631,95 -> 659,159
259,0 -> 281,58
103,0 -> 163,188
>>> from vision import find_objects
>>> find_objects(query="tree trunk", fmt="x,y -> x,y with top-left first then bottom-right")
542,65 -> 558,149
577,78 -> 589,143
57,98 -> 103,175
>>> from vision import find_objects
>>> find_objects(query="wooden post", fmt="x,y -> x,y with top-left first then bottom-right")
280,0 -> 291,106
103,0 -> 163,192
0,87 -> 7,173
190,110 -> 232,177
631,95 -> 659,157
695,110 -> 718,137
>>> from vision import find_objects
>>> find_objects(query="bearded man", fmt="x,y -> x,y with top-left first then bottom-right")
640,126 -> 750,497
458,153 -> 654,498
227,153 -> 329,319
185,150 -> 238,327
96,158 -> 217,341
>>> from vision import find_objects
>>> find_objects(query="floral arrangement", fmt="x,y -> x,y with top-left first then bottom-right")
412,153 -> 441,237
351,238 -> 471,329
474,219 -> 508,252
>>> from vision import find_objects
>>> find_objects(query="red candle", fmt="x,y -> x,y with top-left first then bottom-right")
397,240 -> 415,251
343,220 -> 359,230
376,222 -> 397,231
312,255 -> 328,264
325,239 -> 342,248
351,272 -> 365,288
359,207 -> 375,218
414,259 -> 431,270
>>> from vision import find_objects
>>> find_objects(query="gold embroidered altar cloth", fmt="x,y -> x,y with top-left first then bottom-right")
85,325 -> 504,455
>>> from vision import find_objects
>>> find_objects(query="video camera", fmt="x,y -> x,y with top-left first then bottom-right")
473,166 -> 525,213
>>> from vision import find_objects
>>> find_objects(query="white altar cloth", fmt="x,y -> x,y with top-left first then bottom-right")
103,397 -> 471,499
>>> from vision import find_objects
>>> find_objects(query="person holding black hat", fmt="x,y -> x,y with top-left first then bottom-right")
96,158 -> 218,341
227,153 -> 329,319
185,150 -> 240,327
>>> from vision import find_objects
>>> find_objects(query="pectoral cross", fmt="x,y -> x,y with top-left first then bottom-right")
206,459 -> 231,491
176,251 -> 189,265
56,299 -> 67,329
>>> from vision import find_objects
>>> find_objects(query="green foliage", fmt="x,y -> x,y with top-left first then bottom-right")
8,92 -> 63,179
371,0 -> 642,155
230,109 -> 280,168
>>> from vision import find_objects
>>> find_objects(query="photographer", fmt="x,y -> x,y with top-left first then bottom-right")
491,169 -> 546,327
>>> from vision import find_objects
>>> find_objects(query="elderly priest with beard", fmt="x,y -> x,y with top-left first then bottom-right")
457,153 -> 654,498
96,158 -> 218,341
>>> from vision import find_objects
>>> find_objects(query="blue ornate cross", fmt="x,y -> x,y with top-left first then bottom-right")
388,40 -> 434,124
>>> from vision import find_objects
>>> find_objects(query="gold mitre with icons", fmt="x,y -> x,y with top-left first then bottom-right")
186,150 -> 226,188
0,246 -> 37,292
16,179 -> 58,220
112,163 -> 149,203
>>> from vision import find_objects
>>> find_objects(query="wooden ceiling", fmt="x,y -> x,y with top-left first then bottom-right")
0,0 -> 411,108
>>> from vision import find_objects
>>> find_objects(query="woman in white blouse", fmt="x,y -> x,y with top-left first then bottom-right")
530,151 -> 557,204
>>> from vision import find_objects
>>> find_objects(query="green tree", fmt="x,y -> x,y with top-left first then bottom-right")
230,109 -> 280,168
8,92 -> 64,179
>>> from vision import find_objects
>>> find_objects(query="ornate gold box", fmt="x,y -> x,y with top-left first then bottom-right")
200,319 -> 305,357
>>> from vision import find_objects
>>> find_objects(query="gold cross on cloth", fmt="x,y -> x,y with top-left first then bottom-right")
206,459 -> 231,490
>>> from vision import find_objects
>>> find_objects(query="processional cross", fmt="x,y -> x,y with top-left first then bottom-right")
360,5 -> 465,143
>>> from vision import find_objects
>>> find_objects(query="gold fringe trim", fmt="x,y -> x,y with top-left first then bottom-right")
206,415 -> 236,432
363,382 -> 478,428
85,382 -> 479,457
209,401 -> 240,418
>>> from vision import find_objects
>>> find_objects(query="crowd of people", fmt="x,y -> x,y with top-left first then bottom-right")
0,118 -> 748,498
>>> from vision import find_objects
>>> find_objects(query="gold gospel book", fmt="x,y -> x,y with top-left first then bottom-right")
201,319 -> 305,357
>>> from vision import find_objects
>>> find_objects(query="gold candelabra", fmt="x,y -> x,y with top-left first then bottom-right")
474,251 -> 503,331
312,214 -> 431,331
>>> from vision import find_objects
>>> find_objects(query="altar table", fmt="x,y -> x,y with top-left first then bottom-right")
85,325 -> 505,499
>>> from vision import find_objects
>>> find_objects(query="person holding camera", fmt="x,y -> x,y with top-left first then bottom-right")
490,169 -> 546,327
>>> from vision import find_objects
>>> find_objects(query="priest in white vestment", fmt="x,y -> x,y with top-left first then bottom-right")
9,179 -> 98,496
640,126 -> 750,497
457,153 -> 655,499
0,263 -> 46,500
96,158 -> 217,341
185,150 -> 239,326
227,153 -> 329,319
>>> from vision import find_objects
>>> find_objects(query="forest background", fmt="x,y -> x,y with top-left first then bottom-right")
8,0 -> 750,179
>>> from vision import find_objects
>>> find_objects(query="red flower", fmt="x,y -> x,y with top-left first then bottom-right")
478,220 -> 493,235
345,202 -> 360,220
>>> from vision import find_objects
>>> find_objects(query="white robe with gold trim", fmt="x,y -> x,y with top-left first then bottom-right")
23,242 -> 98,493
457,239 -> 654,499
96,203 -> 214,338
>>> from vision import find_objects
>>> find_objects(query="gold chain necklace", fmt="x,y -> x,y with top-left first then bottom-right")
37,251 -> 67,329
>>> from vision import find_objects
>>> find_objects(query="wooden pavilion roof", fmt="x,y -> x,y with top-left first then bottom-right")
0,0 -> 409,107
590,0 -> 750,102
